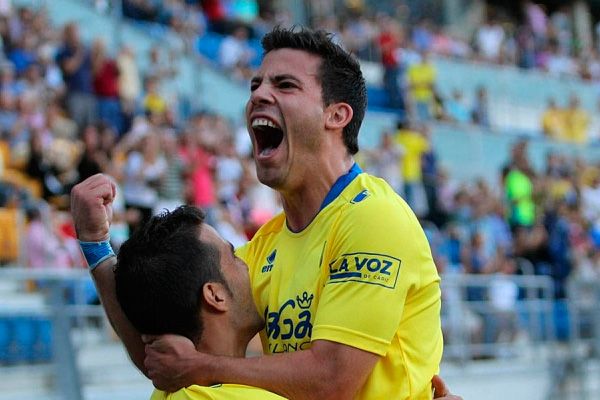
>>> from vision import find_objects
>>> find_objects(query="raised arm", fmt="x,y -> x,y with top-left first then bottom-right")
71,174 -> 147,376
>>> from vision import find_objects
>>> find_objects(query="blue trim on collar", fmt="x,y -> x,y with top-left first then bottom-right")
320,163 -> 363,211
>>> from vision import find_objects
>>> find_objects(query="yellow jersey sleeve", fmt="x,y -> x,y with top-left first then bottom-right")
151,384 -> 288,399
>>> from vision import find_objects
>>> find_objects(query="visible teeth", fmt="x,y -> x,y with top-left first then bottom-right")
252,118 -> 280,129
260,147 -> 276,157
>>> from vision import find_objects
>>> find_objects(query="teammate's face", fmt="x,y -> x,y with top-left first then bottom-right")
199,224 -> 264,336
246,49 -> 327,191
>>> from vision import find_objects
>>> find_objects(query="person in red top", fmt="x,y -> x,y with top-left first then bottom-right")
91,39 -> 123,135
377,16 -> 404,111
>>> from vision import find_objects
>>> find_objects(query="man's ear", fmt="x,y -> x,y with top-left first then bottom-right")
202,282 -> 230,312
324,102 -> 353,131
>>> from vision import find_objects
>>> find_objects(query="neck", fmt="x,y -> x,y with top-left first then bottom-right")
196,317 -> 250,358
282,156 -> 355,232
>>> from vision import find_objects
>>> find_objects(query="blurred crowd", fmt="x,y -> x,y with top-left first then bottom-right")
115,0 -> 597,139
362,122 -> 600,349
0,0 -> 599,356
0,4 -> 280,273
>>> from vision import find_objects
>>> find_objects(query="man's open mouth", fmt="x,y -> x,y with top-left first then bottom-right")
252,118 -> 284,158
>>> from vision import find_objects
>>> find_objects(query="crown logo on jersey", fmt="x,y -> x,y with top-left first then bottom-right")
262,249 -> 277,273
296,292 -> 314,309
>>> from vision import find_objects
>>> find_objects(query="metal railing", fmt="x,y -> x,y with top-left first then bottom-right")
0,267 -> 107,400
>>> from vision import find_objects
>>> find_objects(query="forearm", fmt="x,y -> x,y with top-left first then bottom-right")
91,257 -> 147,376
184,340 -> 376,400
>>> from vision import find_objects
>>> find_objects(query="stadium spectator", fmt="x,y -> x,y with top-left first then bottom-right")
475,18 -> 505,63
179,123 -> 217,227
91,39 -> 123,134
217,24 -> 254,81
563,95 -> 590,144
0,90 -> 18,140
407,50 -> 437,122
364,130 -> 405,196
45,101 -> 77,140
25,203 -> 84,270
395,120 -> 429,215
76,123 -> 109,183
471,86 -> 490,128
488,255 -> 519,347
154,129 -> 185,215
581,169 -> 600,247
7,29 -> 37,75
541,98 -> 565,140
116,45 -> 141,134
142,76 -> 168,121
444,89 -> 470,124
377,16 -> 404,110
37,44 -> 65,102
214,134 -> 244,205
122,131 -> 167,229
56,22 -> 97,134
504,152 -> 535,230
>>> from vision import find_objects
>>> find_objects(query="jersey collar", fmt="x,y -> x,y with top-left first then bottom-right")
320,163 -> 363,211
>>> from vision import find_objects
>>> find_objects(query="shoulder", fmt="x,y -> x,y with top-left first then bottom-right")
331,173 -> 422,238
341,173 -> 410,218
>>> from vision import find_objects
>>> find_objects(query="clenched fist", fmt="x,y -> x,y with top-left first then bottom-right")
71,174 -> 116,242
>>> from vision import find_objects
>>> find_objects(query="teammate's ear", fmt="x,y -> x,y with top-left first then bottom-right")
324,102 -> 353,131
202,282 -> 230,312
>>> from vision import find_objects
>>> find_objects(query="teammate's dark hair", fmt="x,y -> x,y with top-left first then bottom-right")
261,26 -> 366,155
115,206 -> 227,344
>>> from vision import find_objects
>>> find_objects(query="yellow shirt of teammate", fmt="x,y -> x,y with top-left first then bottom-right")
237,165 -> 443,400
151,384 -> 287,399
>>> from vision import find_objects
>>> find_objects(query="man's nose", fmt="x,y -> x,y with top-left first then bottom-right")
250,83 -> 274,105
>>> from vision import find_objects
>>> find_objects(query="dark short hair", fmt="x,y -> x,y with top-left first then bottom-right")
115,206 -> 226,344
261,26 -> 366,155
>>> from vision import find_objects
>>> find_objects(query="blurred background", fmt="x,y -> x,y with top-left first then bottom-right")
0,0 -> 600,399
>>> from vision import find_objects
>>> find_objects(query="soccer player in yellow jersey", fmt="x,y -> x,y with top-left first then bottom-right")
71,27 -> 461,400
71,177 -> 286,400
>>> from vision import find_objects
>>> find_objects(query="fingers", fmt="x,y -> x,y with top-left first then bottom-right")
142,334 -> 160,344
432,374 -> 449,397
72,174 -> 115,203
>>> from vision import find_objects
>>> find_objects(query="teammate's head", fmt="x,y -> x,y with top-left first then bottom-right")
115,206 -> 260,346
261,27 -> 366,155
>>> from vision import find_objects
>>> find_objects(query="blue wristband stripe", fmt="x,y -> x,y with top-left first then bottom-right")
78,240 -> 116,270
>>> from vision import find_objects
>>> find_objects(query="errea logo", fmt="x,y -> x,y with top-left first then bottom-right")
351,189 -> 370,204
328,252 -> 401,289
262,249 -> 277,273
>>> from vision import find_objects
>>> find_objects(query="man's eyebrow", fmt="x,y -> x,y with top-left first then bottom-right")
272,74 -> 300,83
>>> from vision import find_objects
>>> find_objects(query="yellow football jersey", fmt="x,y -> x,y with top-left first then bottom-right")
236,165 -> 443,400
150,384 -> 287,399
